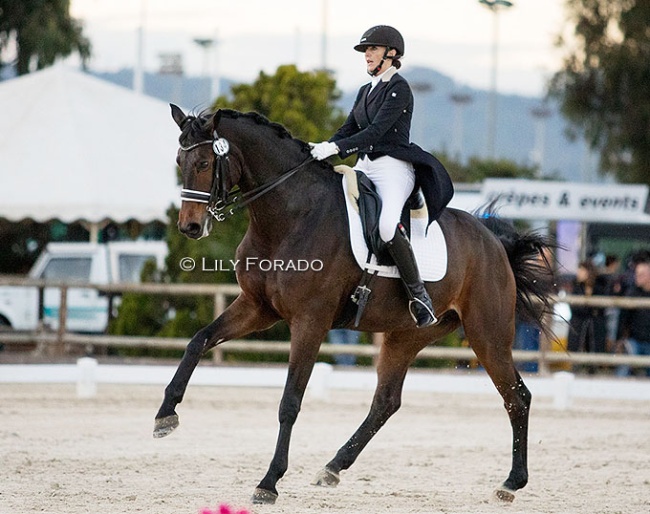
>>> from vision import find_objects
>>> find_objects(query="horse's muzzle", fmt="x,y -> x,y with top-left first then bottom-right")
178,221 -> 204,239
178,203 -> 212,239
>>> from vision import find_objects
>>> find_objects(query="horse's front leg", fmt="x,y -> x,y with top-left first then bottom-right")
252,321 -> 327,504
153,293 -> 278,438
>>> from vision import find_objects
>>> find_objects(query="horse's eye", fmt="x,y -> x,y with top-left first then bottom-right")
198,160 -> 210,171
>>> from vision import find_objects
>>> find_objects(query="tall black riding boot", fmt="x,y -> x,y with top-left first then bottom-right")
385,228 -> 438,328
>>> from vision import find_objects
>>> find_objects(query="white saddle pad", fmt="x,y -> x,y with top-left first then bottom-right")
338,166 -> 447,282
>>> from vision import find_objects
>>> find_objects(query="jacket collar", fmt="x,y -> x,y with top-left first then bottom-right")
378,66 -> 398,82
370,66 -> 397,89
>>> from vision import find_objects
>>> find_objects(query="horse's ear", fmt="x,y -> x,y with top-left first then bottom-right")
170,104 -> 187,129
210,109 -> 223,135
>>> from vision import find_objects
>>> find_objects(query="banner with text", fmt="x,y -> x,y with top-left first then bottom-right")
480,179 -> 650,223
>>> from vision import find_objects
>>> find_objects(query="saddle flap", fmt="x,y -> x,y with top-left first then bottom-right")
354,170 -> 392,265
336,166 -> 448,282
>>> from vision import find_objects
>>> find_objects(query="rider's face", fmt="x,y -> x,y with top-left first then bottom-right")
364,45 -> 395,75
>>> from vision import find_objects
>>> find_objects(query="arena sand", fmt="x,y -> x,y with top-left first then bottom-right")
1,381 -> 648,514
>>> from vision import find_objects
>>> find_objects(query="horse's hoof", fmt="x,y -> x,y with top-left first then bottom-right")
153,415 -> 179,438
493,487 -> 516,503
311,468 -> 340,487
251,487 -> 278,504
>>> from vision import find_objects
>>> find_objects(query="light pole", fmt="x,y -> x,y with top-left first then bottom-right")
321,0 -> 329,71
193,38 -> 214,76
133,0 -> 148,94
450,92 -> 473,163
479,0 -> 513,159
530,104 -> 551,177
411,82 -> 435,147
193,37 -> 215,100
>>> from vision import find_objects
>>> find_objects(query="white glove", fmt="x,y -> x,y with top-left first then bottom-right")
309,141 -> 339,160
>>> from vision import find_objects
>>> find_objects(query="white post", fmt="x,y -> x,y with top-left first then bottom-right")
308,362 -> 333,400
77,357 -> 98,398
552,371 -> 575,410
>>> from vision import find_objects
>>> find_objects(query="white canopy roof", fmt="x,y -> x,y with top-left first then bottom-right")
0,65 -> 181,224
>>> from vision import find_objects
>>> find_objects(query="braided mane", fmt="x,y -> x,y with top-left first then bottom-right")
178,108 -> 310,153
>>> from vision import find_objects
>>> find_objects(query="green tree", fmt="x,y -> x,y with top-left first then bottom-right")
549,0 -> 650,184
437,151 -> 539,183
0,0 -> 91,75
214,64 -> 346,142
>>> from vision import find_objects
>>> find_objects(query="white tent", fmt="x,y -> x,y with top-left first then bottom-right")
0,65 -> 181,237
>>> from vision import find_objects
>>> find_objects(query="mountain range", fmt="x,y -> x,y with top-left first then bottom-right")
94,67 -> 599,183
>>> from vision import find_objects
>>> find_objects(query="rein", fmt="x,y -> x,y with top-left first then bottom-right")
179,133 -> 313,222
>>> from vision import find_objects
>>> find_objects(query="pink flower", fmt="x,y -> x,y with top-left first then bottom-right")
199,504 -> 249,514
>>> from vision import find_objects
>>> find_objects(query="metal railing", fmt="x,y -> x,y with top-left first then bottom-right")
1,274 -> 649,374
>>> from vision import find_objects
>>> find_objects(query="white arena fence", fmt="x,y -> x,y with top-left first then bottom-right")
1,275 -> 650,374
1,362 -> 649,405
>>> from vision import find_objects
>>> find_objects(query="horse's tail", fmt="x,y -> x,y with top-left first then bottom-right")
477,208 -> 556,336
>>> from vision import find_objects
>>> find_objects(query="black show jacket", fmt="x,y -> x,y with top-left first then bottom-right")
329,67 -> 454,226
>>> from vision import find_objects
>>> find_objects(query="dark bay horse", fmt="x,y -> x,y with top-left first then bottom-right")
154,105 -> 555,505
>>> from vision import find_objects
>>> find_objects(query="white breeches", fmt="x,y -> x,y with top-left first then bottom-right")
355,155 -> 415,242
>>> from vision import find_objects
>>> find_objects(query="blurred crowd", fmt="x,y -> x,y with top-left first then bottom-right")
560,250 -> 650,377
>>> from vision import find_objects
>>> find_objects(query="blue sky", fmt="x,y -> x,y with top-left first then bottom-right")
70,0 -> 568,97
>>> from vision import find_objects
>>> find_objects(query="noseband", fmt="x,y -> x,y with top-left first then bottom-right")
179,131 -> 313,222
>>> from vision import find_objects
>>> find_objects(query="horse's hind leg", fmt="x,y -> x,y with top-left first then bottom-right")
497,369 -> 531,500
313,329 -> 429,488
154,293 -> 278,437
462,307 -> 530,502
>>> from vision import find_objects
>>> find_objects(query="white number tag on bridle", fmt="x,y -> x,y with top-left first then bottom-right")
213,138 -> 230,156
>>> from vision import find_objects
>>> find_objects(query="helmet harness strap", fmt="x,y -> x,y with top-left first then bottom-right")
369,47 -> 394,76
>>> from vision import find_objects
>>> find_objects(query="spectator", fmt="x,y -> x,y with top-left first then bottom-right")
328,329 -> 360,366
568,261 -> 608,372
615,260 -> 650,377
513,319 -> 540,373
601,254 -> 622,350
603,254 -> 622,284
619,249 -> 650,292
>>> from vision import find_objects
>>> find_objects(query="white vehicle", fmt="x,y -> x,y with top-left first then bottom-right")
0,241 -> 167,333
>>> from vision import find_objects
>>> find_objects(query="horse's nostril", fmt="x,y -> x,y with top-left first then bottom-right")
182,222 -> 202,237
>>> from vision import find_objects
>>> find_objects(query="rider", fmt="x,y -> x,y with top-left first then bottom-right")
309,25 -> 453,328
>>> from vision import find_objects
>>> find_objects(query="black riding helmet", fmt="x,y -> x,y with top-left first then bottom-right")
354,25 -> 405,57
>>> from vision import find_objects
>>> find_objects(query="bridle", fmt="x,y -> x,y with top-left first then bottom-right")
179,131 -> 313,222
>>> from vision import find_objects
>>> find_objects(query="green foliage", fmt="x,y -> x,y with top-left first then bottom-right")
213,64 -> 347,142
109,260 -> 163,337
108,259 -> 180,358
549,0 -> 650,184
0,0 -> 91,75
437,151 -> 539,183
0,219 -> 50,274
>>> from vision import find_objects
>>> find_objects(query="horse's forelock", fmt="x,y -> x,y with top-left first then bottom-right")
179,111 -> 212,146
